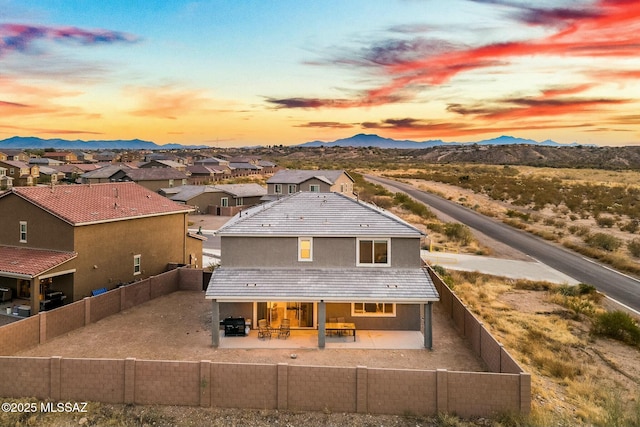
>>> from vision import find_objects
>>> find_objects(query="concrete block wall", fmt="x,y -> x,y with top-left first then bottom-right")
121,280 -> 151,310
447,371 -> 522,418
89,289 -> 121,323
178,268 -> 204,291
61,358 -> 125,403
150,271 -> 179,299
134,359 -> 200,405
287,365 -> 356,413
0,357 -> 530,417
0,315 -> 39,356
41,299 -> 85,342
210,363 -> 278,409
367,368 -> 437,415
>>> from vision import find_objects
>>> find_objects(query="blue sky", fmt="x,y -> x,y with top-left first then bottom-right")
2,0 -> 640,146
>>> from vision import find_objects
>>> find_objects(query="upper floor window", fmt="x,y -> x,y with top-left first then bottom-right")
168,179 -> 174,187
309,184 -> 320,192
357,238 -> 389,266
9,168 -> 14,175
19,221 -> 27,243
298,237 -> 313,262
288,184 -> 296,194
236,197 -> 244,206
274,184 -> 282,194
133,254 -> 141,275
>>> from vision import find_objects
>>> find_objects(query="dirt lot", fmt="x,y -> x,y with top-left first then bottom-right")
16,290 -> 486,371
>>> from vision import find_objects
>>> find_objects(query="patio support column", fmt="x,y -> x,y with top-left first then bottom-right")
30,277 -> 39,315
211,299 -> 220,348
423,302 -> 433,349
318,300 -> 326,348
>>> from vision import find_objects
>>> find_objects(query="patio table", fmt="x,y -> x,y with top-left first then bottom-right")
325,322 -> 356,341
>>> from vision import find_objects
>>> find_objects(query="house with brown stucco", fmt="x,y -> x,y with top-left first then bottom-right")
206,191 -> 439,348
0,182 -> 203,316
161,184 -> 267,215
265,169 -> 355,201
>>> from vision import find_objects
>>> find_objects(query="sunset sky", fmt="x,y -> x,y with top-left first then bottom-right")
2,0 -> 640,147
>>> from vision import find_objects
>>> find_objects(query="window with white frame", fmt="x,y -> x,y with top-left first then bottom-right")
19,221 -> 27,243
133,254 -> 141,275
236,197 -> 244,206
274,184 -> 282,194
309,184 -> 320,192
168,179 -> 174,187
298,237 -> 313,261
288,184 -> 296,194
352,302 -> 396,317
357,238 -> 390,266
221,197 -> 229,207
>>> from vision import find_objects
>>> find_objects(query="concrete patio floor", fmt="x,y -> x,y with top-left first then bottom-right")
219,329 -> 426,349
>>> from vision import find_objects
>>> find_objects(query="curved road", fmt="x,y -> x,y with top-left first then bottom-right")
366,175 -> 640,313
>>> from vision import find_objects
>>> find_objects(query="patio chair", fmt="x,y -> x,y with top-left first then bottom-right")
327,317 -> 338,336
336,317 -> 346,336
258,319 -> 272,339
278,318 -> 291,339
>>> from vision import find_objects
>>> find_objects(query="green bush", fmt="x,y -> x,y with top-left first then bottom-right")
596,215 -> 616,228
584,233 -> 622,252
592,311 -> 640,346
444,223 -> 474,245
628,238 -> 640,258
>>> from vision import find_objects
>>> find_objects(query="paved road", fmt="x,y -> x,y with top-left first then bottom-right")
366,175 -> 640,313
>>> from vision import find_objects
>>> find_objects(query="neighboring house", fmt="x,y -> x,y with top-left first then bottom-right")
72,151 -> 96,163
139,159 -> 188,173
0,160 -> 39,186
43,152 -> 78,163
94,151 -> 118,162
0,149 -> 30,162
29,157 -> 64,167
257,160 -> 279,175
229,161 -> 262,176
161,184 -> 266,215
36,166 -> 65,184
0,182 -> 203,316
186,165 -> 229,184
54,164 -> 102,183
194,157 -> 229,167
206,192 -> 439,348
0,166 -> 13,190
265,169 -> 355,200
110,168 -> 189,192
79,164 -> 137,184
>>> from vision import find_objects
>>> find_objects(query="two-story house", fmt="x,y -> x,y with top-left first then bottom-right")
0,160 -> 39,186
265,169 -> 355,200
206,191 -> 439,348
0,182 -> 203,316
161,184 -> 266,215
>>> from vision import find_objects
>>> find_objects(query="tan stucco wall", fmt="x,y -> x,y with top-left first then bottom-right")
0,193 -> 74,250
72,213 -> 191,300
221,236 -> 421,268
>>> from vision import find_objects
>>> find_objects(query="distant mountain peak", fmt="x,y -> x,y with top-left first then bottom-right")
299,134 -> 574,149
0,136 -> 208,150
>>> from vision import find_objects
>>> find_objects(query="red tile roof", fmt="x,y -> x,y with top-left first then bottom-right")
8,182 -> 192,225
0,246 -> 76,278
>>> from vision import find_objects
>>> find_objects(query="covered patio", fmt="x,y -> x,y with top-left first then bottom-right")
206,267 -> 440,349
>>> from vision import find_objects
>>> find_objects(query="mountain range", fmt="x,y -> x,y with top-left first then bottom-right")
0,136 -> 208,150
299,133 -> 579,149
0,134 -> 581,150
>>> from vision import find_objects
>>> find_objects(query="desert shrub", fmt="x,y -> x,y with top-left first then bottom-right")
443,222 -> 474,245
621,219 -> 639,234
596,215 -> 616,228
393,192 -> 437,220
426,222 -> 444,233
584,233 -> 622,252
628,239 -> 640,258
430,265 -> 454,287
592,310 -> 640,346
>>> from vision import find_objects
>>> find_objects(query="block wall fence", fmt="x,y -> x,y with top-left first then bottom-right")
0,266 -> 530,417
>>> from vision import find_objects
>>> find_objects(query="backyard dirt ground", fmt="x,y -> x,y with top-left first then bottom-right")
16,290 -> 486,372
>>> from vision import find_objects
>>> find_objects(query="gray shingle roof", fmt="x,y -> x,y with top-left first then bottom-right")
206,267 -> 438,302
266,169 -> 352,185
218,192 -> 423,237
